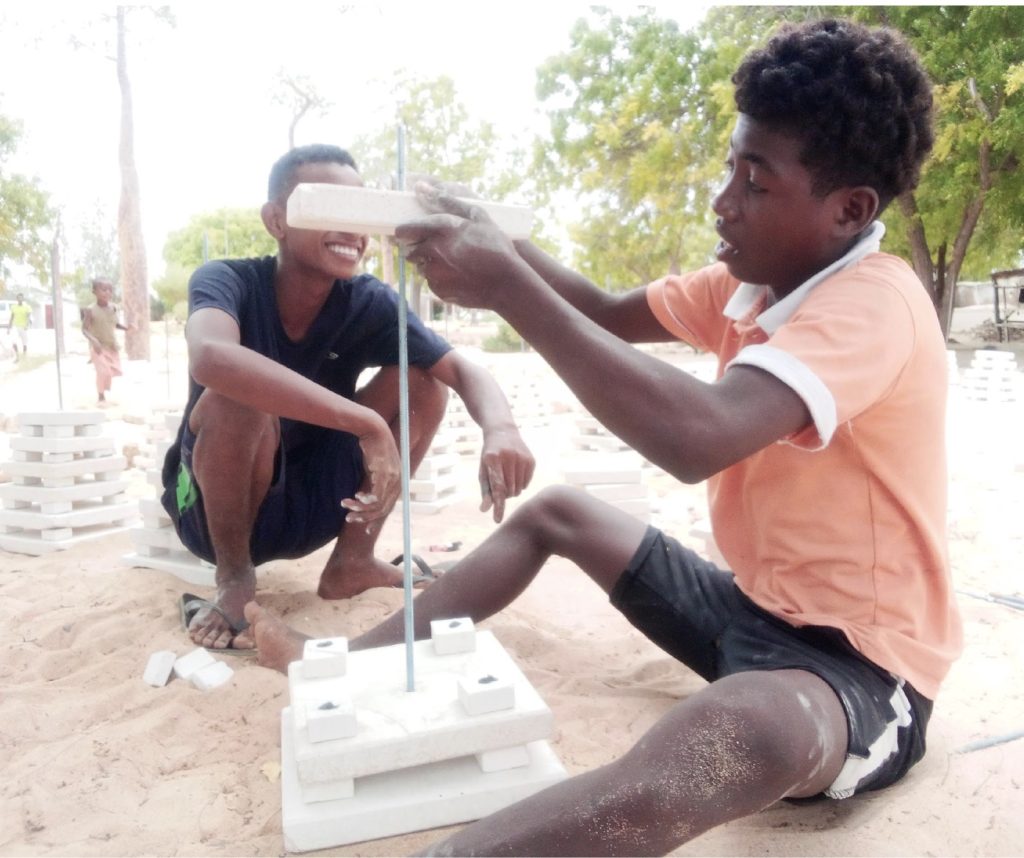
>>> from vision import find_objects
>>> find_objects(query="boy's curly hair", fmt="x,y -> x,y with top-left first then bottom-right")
268,144 -> 358,203
732,18 -> 933,211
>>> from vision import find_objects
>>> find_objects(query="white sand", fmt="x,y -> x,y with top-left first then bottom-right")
1,324 -> 1022,856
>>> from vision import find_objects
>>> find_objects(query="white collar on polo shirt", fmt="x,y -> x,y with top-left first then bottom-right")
723,220 -> 886,335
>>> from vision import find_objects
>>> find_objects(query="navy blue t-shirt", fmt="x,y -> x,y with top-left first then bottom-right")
162,256 -> 451,484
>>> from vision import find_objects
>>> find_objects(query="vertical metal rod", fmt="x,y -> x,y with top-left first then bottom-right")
51,273 -> 64,410
396,123 -> 416,692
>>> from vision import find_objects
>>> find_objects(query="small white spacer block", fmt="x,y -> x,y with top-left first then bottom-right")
305,695 -> 358,743
143,650 -> 177,687
431,617 -> 476,655
302,637 -> 349,679
173,647 -> 216,681
457,671 -> 516,716
191,660 -> 234,691
476,744 -> 532,773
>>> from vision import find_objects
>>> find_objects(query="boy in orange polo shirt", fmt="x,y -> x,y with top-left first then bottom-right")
243,18 -> 962,855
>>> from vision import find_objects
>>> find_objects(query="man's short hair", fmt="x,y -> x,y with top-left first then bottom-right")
732,18 -> 934,211
267,144 -> 359,203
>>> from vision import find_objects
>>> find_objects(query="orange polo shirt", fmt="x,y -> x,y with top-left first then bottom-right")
646,251 -> 962,699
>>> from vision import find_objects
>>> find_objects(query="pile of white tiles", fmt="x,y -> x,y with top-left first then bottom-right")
444,394 -> 479,456
562,453 -> 652,523
573,415 -> 634,454
0,411 -> 136,554
280,619 -> 567,851
962,349 -> 1020,403
123,412 -> 216,587
410,431 -> 461,515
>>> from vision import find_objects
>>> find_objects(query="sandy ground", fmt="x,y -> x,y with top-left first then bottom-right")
0,312 -> 1022,857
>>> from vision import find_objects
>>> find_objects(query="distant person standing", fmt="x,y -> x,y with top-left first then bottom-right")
7,293 -> 32,361
82,277 -> 129,405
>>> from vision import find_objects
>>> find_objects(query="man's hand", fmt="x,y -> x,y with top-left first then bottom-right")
395,182 -> 525,310
478,426 -> 535,522
341,422 -> 401,528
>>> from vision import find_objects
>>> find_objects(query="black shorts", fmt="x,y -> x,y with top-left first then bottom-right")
610,526 -> 932,799
161,420 -> 364,565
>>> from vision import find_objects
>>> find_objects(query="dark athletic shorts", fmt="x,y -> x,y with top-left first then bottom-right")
163,420 -> 364,565
610,526 -> 933,799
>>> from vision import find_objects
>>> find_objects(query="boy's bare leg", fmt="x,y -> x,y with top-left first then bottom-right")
317,366 -> 448,599
186,390 -> 279,648
422,669 -> 846,857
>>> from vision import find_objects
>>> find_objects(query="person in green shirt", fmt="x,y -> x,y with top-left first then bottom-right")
7,293 -> 32,361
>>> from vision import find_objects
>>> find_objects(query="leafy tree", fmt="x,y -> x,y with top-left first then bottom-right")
273,71 -> 332,150
350,75 -> 538,312
0,112 -> 53,286
151,262 -> 191,322
844,6 -> 1024,332
65,205 -> 120,306
163,207 -> 276,271
533,6 -> 812,290
535,5 -> 1024,340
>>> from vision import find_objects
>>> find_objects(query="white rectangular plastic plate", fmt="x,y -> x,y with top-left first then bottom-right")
286,183 -> 533,239
281,707 -> 567,852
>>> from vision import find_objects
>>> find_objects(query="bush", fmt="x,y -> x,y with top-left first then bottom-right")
483,321 -> 526,353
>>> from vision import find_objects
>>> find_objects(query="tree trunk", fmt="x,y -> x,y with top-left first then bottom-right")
116,6 -> 150,360
939,139 -> 991,340
898,192 -> 935,301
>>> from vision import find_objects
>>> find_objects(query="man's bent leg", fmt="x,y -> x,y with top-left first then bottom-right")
421,669 -> 848,857
352,485 -> 646,648
187,390 -> 278,648
245,486 -> 648,666
317,366 -> 449,599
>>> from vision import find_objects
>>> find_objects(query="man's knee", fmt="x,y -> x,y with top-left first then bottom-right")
634,671 -> 847,797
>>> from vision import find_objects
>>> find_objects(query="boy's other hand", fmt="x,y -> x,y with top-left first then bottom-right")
478,426 -> 536,522
341,426 -> 401,526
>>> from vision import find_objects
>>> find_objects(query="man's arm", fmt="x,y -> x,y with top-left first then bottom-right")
426,350 -> 535,522
511,241 -> 675,344
398,191 -> 811,483
186,306 -> 401,522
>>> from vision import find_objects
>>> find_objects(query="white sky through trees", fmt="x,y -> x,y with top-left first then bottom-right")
0,2 -> 707,283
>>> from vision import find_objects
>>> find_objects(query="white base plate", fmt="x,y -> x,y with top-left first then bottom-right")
281,707 -> 567,852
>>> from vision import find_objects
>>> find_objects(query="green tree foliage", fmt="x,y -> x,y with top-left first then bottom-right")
0,112 -> 53,285
349,76 -> 541,308
162,207 -> 276,271
151,261 -> 191,322
352,75 -> 515,197
534,5 -> 1023,333
65,207 -> 120,307
845,6 -> 1024,329
534,6 -> 819,290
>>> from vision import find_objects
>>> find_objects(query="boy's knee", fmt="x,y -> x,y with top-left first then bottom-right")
407,367 -> 448,412
190,390 -> 276,440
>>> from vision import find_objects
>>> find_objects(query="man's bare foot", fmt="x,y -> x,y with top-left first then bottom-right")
237,602 -> 308,673
186,570 -> 256,649
317,555 -> 416,599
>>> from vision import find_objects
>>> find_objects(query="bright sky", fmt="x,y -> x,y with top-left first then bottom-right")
0,1 -> 709,284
